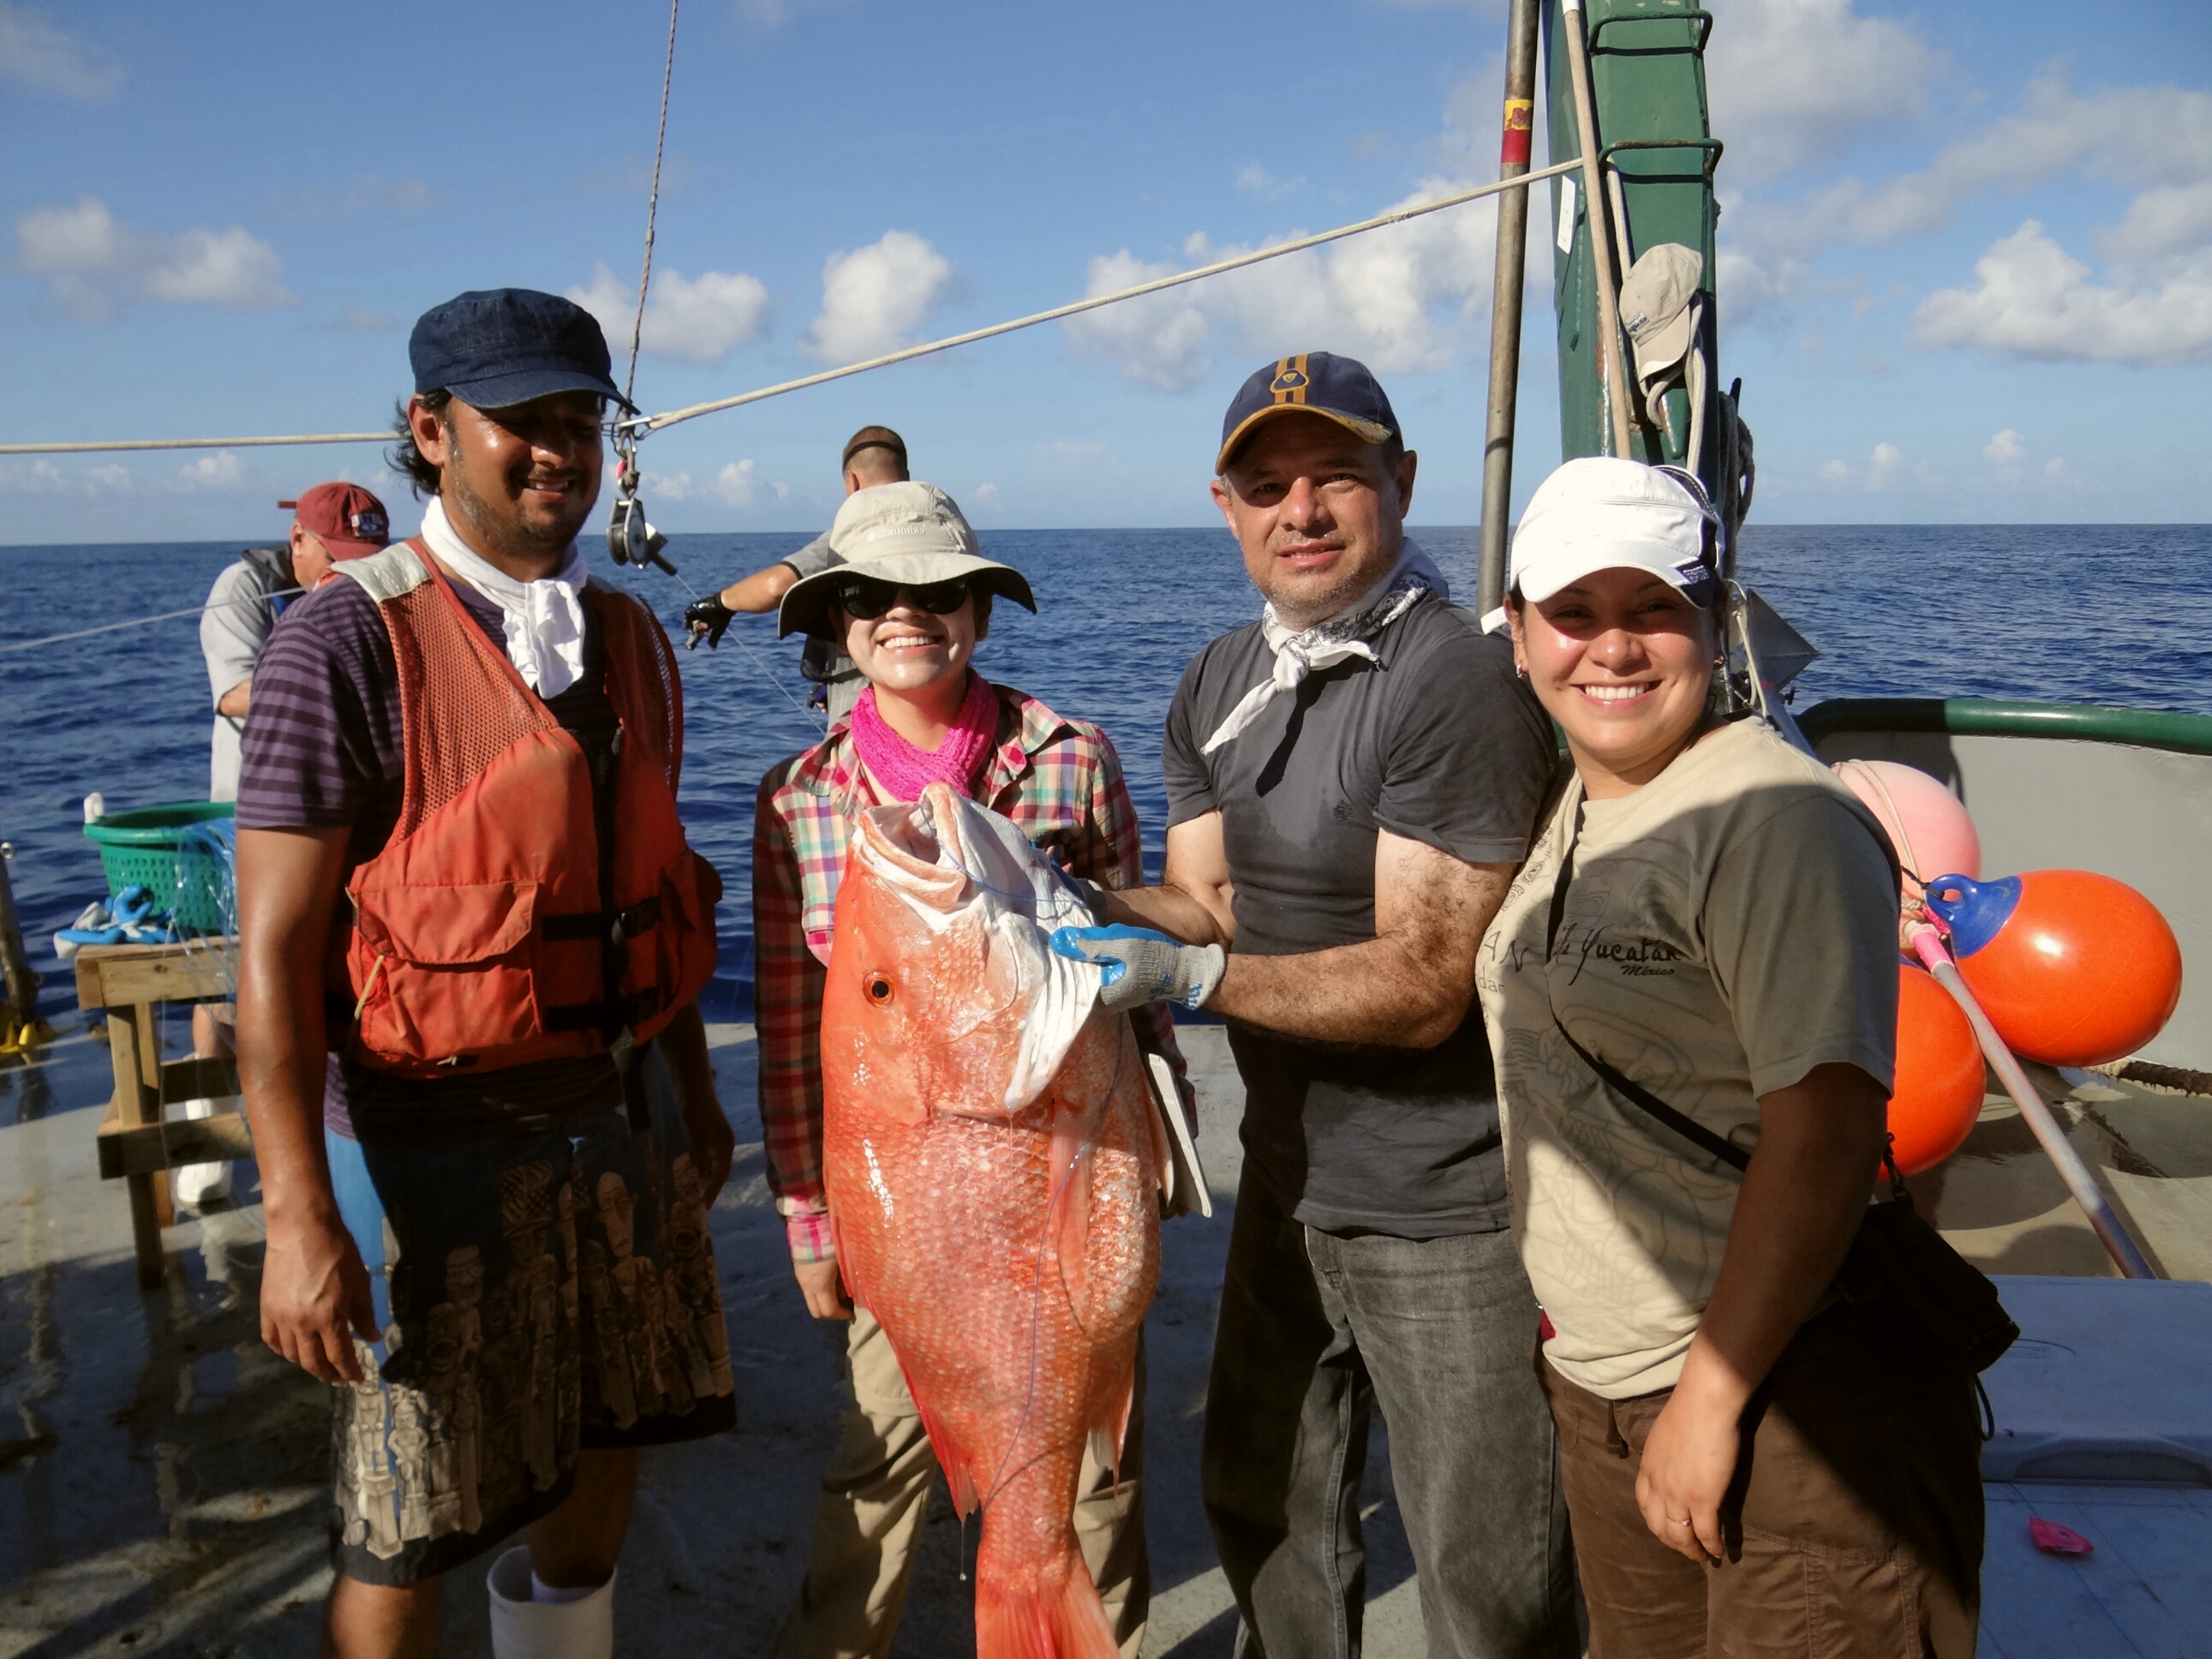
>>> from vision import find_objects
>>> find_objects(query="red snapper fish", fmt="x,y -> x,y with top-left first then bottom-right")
821,782 -> 1164,1658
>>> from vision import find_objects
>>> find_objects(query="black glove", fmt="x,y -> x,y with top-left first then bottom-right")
683,593 -> 737,650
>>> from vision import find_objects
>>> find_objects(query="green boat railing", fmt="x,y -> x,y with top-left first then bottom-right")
1800,698 -> 2212,758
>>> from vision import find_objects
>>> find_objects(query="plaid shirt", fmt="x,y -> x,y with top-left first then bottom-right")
753,682 -> 1192,1264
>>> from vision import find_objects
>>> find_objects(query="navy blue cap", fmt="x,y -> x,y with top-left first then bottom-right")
409,288 -> 635,414
1216,351 -> 1400,473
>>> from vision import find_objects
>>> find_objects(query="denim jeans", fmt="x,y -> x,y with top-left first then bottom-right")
1203,1169 -> 1578,1659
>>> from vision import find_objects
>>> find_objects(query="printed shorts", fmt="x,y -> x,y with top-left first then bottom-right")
324,1042 -> 737,1586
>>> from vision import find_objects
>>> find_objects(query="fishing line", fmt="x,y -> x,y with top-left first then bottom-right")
651,562 -> 825,736
0,587 -> 307,656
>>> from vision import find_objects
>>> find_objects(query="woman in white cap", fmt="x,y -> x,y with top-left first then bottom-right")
750,480 -> 1184,1655
1477,458 -> 1983,1657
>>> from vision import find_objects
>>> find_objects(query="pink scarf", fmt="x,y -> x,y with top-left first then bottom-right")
849,672 -> 1001,803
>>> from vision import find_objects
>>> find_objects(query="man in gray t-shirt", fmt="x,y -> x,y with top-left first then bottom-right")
1055,354 -> 1575,1659
681,424 -> 908,722
199,482 -> 390,800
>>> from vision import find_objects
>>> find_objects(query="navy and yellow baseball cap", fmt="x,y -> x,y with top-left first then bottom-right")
1216,351 -> 1400,474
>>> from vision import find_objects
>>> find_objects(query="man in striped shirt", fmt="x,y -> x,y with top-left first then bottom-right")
234,290 -> 734,1659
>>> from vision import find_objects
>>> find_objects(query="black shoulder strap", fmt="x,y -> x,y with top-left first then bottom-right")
1545,809 -> 1752,1175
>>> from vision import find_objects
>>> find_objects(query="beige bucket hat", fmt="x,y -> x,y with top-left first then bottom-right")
775,482 -> 1037,638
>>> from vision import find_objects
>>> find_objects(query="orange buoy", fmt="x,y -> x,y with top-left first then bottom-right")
1923,871 -> 2185,1067
1889,963 -> 1986,1175
1833,759 -> 1981,902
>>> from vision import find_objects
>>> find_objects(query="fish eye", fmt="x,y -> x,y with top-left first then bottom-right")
864,973 -> 895,1006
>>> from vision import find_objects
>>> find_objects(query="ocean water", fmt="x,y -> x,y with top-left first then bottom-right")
3,523 -> 2209,1071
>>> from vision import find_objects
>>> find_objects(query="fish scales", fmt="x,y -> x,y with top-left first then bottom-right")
821,783 -> 1163,1659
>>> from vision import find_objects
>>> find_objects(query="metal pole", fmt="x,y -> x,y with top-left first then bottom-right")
1910,928 -> 2157,1279
1559,0 -> 1636,458
1479,0 -> 1543,619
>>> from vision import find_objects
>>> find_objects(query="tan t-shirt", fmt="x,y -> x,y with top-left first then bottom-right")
1478,719 -> 1899,1399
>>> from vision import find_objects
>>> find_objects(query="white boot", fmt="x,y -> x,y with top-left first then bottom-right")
487,1546 -> 615,1659
170,1096 -> 235,1211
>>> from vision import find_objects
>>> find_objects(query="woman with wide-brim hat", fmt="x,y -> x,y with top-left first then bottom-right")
1477,457 -> 1984,1658
751,481 -> 1186,1654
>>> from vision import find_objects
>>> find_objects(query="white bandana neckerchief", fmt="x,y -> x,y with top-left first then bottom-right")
418,496 -> 589,698
1199,539 -> 1448,755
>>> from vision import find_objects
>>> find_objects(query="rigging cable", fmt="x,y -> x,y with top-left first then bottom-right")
624,158 -> 1583,438
0,159 -> 1580,458
625,0 -> 681,410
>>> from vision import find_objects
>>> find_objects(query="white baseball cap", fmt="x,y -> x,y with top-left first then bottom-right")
1482,457 -> 1721,632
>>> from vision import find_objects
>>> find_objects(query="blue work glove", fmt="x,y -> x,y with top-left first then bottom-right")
683,593 -> 737,650
1050,925 -> 1226,1013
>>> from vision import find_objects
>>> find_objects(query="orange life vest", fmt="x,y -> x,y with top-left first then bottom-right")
332,538 -> 719,1076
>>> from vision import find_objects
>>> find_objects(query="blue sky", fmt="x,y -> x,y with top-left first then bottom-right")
1,0 -> 2206,544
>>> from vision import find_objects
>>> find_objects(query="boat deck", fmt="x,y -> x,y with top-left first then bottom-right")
0,1024 -> 2205,1656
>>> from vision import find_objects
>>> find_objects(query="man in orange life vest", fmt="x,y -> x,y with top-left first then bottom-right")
234,289 -> 735,1659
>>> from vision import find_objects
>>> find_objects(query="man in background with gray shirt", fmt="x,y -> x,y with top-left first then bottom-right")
681,424 -> 907,722
1055,355 -> 1575,1658
200,482 -> 390,800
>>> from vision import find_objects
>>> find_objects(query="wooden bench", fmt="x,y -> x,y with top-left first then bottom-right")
74,939 -> 252,1286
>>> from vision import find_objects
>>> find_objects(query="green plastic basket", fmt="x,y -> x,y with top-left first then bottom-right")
82,800 -> 236,933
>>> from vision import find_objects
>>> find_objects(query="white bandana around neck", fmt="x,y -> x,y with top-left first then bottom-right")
1199,539 -> 1448,755
418,496 -> 589,698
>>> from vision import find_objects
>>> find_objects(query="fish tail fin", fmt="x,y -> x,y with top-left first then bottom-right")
975,1555 -> 1118,1659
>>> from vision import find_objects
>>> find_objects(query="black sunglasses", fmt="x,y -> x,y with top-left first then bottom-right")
832,576 -> 973,620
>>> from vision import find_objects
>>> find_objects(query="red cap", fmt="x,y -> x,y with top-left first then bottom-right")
279,482 -> 392,560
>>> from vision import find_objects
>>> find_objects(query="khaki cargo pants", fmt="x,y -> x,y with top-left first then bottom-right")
770,1305 -> 1147,1658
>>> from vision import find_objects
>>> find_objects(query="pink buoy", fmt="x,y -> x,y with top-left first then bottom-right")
1833,759 -> 1982,902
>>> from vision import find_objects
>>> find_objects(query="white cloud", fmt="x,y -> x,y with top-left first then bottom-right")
14,196 -> 295,320
1062,248 -> 1215,392
1867,440 -> 1903,491
714,460 -> 761,507
1236,163 -> 1305,201
1066,166 -> 1502,392
2101,181 -> 2212,266
1755,75 -> 2212,256
0,458 -> 135,498
1911,219 -> 2212,365
971,482 -> 1001,506
173,452 -> 245,493
0,3 -> 122,99
1705,0 -> 1942,183
1065,73 -> 1524,393
568,261 -> 771,368
144,226 -> 291,308
802,231 -> 957,363
1983,428 -> 2024,464
1818,458 -> 1850,483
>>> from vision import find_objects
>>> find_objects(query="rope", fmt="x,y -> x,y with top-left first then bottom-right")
625,0 -> 681,408
0,159 -> 1577,458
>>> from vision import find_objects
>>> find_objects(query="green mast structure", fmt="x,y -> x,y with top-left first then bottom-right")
1542,0 -> 1730,492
